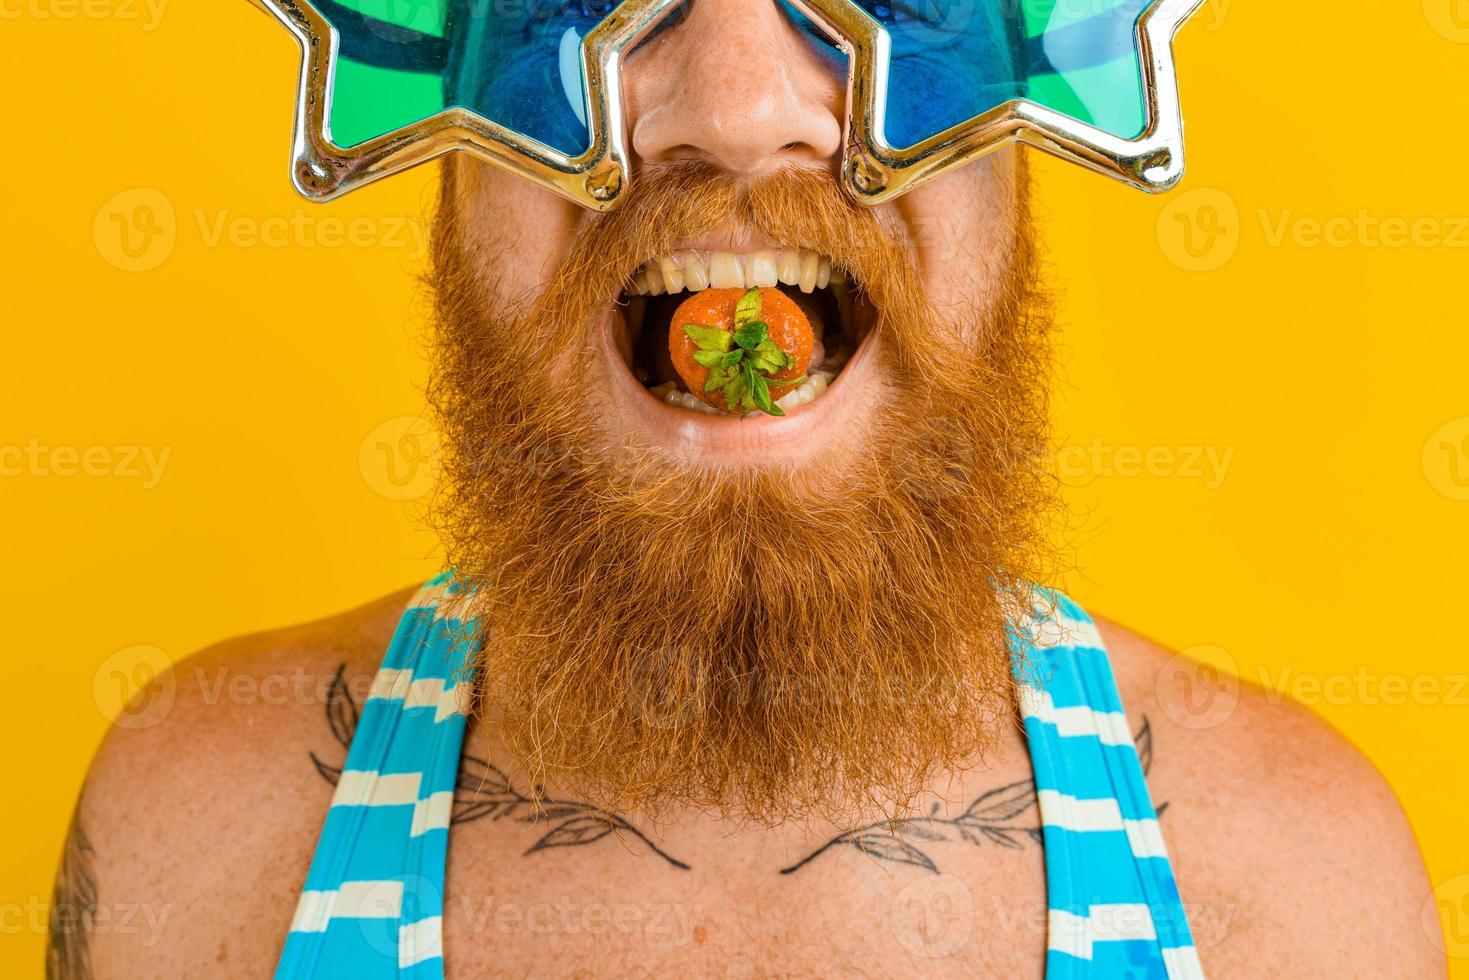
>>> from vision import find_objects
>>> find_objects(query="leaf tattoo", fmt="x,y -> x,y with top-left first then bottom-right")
780,716 -> 1167,875
310,664 -> 689,870
451,753 -> 691,868
46,804 -> 98,980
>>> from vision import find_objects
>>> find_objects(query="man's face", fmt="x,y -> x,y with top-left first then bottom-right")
429,0 -> 1054,821
445,0 -> 1027,466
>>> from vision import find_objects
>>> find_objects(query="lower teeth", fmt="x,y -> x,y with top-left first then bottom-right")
649,367 -> 838,415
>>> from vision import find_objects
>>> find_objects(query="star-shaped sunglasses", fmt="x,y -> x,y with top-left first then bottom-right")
249,0 -> 1204,210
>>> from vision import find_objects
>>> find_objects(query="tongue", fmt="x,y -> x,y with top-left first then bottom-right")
787,288 -> 826,343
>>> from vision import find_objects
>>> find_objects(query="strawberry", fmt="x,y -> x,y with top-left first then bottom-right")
668,287 -> 813,416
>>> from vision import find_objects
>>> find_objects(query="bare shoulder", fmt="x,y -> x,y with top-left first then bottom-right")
54,587 -> 417,979
1092,615 -> 1444,978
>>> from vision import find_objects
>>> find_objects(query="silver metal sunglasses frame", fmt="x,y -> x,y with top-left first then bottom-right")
249,0 -> 1205,211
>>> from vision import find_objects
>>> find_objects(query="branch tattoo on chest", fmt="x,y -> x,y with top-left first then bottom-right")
309,664 -> 1167,876
782,717 -> 1166,875
309,665 -> 691,869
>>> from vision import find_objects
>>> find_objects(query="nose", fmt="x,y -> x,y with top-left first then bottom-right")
624,0 -> 845,177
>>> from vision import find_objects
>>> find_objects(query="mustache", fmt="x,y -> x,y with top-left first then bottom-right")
434,162 -> 1004,401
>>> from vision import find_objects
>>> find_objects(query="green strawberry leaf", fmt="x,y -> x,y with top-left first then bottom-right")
733,287 -> 762,329
739,364 -> 759,412
719,349 -> 744,368
748,370 -> 782,416
723,372 -> 748,412
692,349 -> 728,369
745,353 -> 782,375
767,374 -> 806,387
744,338 -> 795,376
684,323 -> 732,352
733,320 -> 768,351
705,364 -> 737,392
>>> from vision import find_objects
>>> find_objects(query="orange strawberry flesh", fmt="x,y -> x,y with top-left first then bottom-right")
669,287 -> 814,414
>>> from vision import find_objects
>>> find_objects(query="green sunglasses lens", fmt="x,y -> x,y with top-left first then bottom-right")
314,0 -> 606,155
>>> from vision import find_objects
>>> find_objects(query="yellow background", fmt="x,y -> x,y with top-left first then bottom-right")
2,0 -> 1467,974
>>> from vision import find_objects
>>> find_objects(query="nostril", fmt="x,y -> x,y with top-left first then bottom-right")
623,0 -> 846,176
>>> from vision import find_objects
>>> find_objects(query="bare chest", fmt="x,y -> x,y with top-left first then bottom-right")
436,812 -> 1051,979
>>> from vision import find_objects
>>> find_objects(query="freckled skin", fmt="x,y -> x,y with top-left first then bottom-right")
669,287 -> 814,412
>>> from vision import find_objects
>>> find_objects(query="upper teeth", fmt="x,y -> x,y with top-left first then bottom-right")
627,249 -> 840,296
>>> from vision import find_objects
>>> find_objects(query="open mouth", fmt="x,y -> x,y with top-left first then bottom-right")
612,248 -> 877,419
